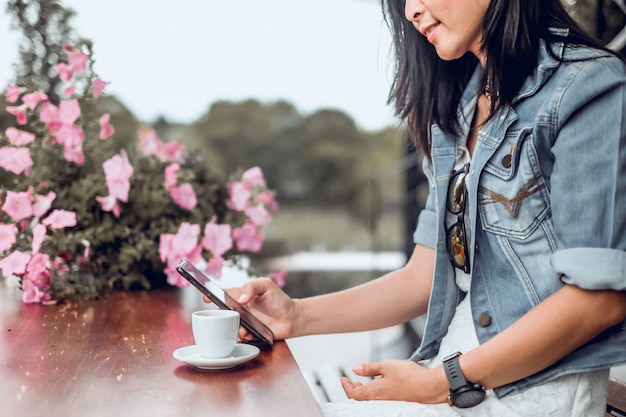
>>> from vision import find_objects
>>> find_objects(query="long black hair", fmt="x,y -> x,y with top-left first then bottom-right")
381,0 -> 615,157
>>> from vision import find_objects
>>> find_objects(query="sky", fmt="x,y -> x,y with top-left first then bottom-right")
0,0 -> 398,131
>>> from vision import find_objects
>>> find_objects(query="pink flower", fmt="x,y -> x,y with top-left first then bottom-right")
107,177 -> 130,202
232,222 -> 264,253
173,223 -> 201,256
54,62 -> 74,81
22,279 -> 51,304
0,147 -> 33,176
204,256 -> 224,279
21,91 -> 47,111
92,78 -> 108,97
103,153 -> 133,180
164,163 -> 180,190
254,191 -> 279,211
58,99 -> 81,126
201,222 -> 233,257
1,191 -> 33,222
103,153 -> 133,202
32,191 -> 56,218
165,265 -> 189,287
228,181 -> 251,211
270,270 -> 288,288
160,140 -> 185,162
42,210 -> 77,229
57,124 -> 85,148
63,146 -> 85,165
25,253 -> 51,289
6,83 -> 23,103
139,130 -> 161,156
31,223 -> 46,254
0,250 -> 31,276
158,234 -> 175,262
63,85 -> 75,97
6,104 -> 28,125
0,223 -> 18,253
159,223 -> 203,276
96,195 -> 121,217
68,50 -> 89,73
242,166 -> 267,187
5,127 -> 35,146
164,245 -> 203,287
244,205 -> 271,226
40,102 -> 61,131
170,183 -> 197,211
99,113 -> 114,139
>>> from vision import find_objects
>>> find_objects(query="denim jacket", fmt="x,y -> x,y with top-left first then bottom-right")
409,35 -> 626,397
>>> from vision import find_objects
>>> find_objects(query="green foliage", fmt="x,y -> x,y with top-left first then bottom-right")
189,99 -> 407,218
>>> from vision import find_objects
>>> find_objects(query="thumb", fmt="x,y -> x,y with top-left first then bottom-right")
352,362 -> 384,378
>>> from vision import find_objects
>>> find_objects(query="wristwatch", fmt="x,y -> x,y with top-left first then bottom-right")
442,352 -> 485,408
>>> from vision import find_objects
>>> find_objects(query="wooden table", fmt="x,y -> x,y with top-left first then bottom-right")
0,284 -> 323,417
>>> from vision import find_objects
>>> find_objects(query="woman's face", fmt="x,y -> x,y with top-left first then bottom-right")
404,0 -> 490,62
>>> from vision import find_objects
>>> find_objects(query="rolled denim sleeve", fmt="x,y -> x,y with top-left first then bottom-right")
413,157 -> 437,250
549,54 -> 626,291
551,248 -> 626,290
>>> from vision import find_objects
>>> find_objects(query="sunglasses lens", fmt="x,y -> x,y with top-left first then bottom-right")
447,224 -> 467,267
445,163 -> 471,273
446,171 -> 466,214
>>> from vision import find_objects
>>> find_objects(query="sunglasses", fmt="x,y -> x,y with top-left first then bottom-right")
445,163 -> 471,274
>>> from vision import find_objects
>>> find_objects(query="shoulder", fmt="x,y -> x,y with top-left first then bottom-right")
557,43 -> 626,85
537,41 -> 626,105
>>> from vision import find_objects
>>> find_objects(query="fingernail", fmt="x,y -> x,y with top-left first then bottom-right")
353,364 -> 364,373
238,293 -> 246,303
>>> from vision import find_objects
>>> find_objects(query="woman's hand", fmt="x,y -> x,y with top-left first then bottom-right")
205,277 -> 298,341
340,360 -> 449,404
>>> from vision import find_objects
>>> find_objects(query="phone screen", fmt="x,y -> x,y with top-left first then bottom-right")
175,258 -> 274,347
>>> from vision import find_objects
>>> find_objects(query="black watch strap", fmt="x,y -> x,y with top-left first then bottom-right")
443,352 -> 467,391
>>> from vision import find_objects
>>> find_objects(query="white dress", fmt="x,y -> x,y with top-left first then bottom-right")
320,151 -> 609,417
320,294 -> 609,417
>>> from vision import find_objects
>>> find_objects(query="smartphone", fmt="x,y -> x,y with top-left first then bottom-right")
175,258 -> 274,347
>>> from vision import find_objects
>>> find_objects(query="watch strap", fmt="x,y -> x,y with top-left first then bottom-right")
443,352 -> 468,391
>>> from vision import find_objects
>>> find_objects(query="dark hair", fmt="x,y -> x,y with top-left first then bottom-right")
381,0 -> 614,157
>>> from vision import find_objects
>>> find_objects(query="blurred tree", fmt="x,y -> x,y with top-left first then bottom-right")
190,99 -> 405,215
190,99 -> 302,182
279,109 -> 363,202
2,0 -> 148,183
6,0 -> 92,104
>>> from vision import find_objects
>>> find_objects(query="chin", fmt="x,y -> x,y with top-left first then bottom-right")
433,45 -> 467,62
435,51 -> 466,61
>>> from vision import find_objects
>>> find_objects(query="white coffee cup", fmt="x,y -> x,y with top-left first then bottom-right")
192,309 -> 240,358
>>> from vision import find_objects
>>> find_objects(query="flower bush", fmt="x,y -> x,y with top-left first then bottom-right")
0,45 -> 284,303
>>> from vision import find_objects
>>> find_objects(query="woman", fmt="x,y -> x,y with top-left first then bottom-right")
221,0 -> 626,415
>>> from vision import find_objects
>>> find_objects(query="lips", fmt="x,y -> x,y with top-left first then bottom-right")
420,22 -> 440,42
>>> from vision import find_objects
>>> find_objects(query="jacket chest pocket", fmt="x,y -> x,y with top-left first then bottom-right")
478,133 -> 551,239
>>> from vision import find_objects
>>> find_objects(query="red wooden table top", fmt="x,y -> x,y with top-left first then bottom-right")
0,284 -> 322,417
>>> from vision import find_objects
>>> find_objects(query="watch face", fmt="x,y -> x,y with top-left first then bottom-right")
452,388 -> 485,408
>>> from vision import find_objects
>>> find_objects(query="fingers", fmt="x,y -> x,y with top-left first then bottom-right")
237,277 -> 274,304
340,376 -> 361,397
341,376 -> 382,401
352,362 -> 383,377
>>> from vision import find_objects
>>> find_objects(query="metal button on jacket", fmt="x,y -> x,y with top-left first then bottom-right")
477,312 -> 492,327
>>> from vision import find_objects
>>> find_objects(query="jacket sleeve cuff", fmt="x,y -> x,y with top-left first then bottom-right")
550,248 -> 626,290
412,210 -> 437,250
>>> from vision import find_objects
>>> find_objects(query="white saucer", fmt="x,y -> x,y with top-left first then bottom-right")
173,343 -> 260,370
